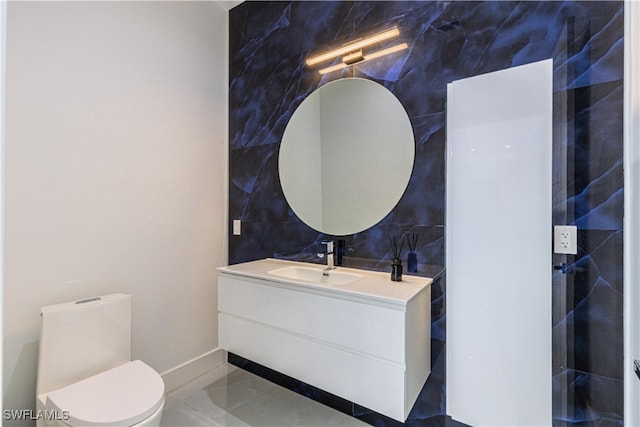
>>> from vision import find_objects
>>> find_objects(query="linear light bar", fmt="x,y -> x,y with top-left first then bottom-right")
362,42 -> 408,61
317,42 -> 409,75
306,28 -> 400,66
317,62 -> 348,75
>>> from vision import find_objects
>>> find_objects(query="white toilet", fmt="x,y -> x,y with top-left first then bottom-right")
36,294 -> 165,427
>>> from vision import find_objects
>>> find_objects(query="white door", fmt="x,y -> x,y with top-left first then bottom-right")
446,59 -> 553,426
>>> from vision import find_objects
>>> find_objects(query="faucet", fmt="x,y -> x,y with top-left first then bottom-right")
319,240 -> 335,272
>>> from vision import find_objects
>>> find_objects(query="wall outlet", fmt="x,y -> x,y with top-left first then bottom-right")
554,225 -> 577,254
233,220 -> 241,236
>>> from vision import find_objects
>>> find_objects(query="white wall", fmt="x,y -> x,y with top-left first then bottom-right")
624,1 -> 640,424
3,0 -> 228,415
0,0 -> 6,417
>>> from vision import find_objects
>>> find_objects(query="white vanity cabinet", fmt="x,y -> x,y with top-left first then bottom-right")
217,258 -> 432,422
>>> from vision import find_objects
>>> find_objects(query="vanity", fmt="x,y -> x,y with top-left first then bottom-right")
218,258 -> 432,422
221,76 -> 428,421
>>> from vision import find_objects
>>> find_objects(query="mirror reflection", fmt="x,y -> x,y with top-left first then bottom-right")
279,78 -> 415,236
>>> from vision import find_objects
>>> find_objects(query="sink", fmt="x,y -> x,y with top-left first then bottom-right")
268,265 -> 361,286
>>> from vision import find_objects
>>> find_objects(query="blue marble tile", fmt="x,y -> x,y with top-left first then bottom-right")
394,113 -> 447,227
555,4 -> 625,90
550,82 -> 624,225
552,369 -> 623,425
229,144 -> 288,222
557,277 -> 623,380
229,1 -> 624,425
343,226 -> 445,275
589,230 -> 624,295
552,228 -> 623,396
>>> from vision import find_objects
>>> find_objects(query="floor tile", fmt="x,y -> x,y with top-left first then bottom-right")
161,400 -> 222,427
161,366 -> 367,427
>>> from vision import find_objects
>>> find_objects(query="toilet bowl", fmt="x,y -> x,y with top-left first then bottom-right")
36,294 -> 165,427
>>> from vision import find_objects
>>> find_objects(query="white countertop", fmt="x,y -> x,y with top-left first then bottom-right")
218,258 -> 432,308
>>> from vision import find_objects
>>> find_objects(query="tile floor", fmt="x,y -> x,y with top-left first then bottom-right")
161,365 -> 368,427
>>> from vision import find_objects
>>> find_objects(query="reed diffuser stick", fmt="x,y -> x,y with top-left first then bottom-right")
406,233 -> 419,252
389,235 -> 405,259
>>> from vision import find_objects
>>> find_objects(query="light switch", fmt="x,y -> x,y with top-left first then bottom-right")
233,220 -> 241,236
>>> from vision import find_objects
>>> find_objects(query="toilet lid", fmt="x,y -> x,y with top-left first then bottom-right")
46,360 -> 164,427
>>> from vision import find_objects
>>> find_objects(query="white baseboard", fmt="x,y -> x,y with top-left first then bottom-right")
160,347 -> 227,393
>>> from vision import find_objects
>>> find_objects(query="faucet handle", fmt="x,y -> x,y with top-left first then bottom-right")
321,240 -> 334,253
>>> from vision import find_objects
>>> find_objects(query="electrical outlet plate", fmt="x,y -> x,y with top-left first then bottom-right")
554,225 -> 577,254
233,220 -> 241,236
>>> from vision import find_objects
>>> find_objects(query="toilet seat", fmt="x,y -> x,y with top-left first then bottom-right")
45,360 -> 165,427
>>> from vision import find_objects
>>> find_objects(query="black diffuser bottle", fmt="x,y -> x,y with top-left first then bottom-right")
389,236 -> 404,282
391,257 -> 403,281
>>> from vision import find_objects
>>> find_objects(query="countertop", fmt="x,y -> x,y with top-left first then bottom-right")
218,258 -> 432,308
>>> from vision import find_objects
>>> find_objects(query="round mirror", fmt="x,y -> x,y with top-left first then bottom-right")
279,78 -> 415,236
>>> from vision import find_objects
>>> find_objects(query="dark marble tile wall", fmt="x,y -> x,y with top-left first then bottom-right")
228,1 -> 624,425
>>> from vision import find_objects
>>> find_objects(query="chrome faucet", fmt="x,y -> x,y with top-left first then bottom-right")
320,240 -> 335,272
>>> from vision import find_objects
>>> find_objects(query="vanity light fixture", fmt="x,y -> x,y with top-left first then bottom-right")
306,27 -> 409,75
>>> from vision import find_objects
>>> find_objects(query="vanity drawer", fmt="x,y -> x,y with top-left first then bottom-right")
219,312 -> 406,420
218,275 -> 406,363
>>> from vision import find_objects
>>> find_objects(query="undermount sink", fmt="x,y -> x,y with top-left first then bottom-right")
268,265 -> 362,286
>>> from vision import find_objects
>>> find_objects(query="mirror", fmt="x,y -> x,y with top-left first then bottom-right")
279,78 -> 415,236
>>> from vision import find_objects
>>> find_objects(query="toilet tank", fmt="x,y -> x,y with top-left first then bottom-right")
37,293 -> 132,396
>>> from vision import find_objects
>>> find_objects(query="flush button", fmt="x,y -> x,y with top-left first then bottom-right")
75,297 -> 101,304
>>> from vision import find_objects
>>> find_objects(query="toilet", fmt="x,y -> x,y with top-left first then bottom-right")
36,294 -> 165,427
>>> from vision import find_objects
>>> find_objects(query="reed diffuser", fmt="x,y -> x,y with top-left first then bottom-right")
406,232 -> 419,273
389,235 -> 405,282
